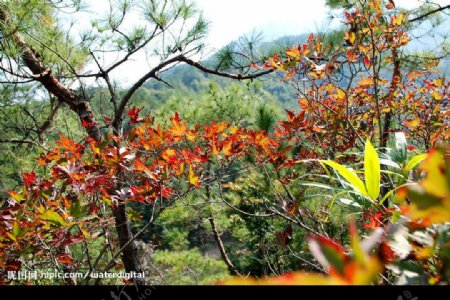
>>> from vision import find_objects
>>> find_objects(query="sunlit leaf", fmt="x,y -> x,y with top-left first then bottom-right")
405,154 -> 427,172
188,165 -> 200,188
320,161 -> 368,197
398,149 -> 450,224
8,191 -> 23,203
38,207 -> 70,227
364,139 -> 380,201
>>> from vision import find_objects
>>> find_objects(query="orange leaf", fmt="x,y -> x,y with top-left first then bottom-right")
169,113 -> 187,137
357,77 -> 374,87
347,50 -> 357,63
222,139 -> 234,157
162,148 -> 176,161
386,0 -> 395,9
405,118 -> 420,128
57,254 -> 74,265
56,135 -> 83,153
188,165 -> 200,188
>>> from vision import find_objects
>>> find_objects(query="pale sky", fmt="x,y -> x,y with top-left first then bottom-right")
77,0 -> 450,86
82,0 -> 338,86
195,0 -> 335,50
192,0 -> 450,50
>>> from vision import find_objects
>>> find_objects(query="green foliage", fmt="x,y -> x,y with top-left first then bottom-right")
157,204 -> 197,251
151,249 -> 230,285
0,0 -> 88,72
325,0 -> 353,9
155,80 -> 281,128
0,96 -> 82,194
364,140 -> 381,201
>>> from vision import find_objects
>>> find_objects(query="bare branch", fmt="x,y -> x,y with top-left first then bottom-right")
208,214 -> 241,277
0,138 -> 48,150
178,55 -> 274,80
113,54 -> 185,129
114,54 -> 274,129
408,4 -> 450,23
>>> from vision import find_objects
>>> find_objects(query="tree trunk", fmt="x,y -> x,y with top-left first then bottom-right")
112,202 -> 145,285
380,49 -> 400,207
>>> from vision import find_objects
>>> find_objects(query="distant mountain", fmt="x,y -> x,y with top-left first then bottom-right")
136,27 -> 448,111
139,34 -> 314,107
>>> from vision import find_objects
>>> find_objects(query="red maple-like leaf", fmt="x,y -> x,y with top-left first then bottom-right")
128,106 -> 144,124
57,254 -> 74,265
23,171 -> 37,185
363,210 -> 383,229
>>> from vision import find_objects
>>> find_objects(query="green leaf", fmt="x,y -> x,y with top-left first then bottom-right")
7,232 -> 17,242
364,139 -> 380,201
379,188 -> 396,206
320,160 -> 368,197
379,159 -> 400,169
9,191 -> 24,203
13,221 -> 20,237
339,198 -> 362,208
296,182 -> 336,190
69,198 -> 88,218
39,209 -> 70,227
405,154 -> 427,171
325,191 -> 348,222
322,244 -> 346,274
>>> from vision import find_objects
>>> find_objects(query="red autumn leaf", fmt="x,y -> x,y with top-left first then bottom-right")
378,242 -> 396,264
308,235 -> 348,274
130,186 -> 142,196
363,210 -> 383,229
286,110 -> 296,122
161,186 -> 175,199
276,225 -> 293,247
364,56 -> 371,67
314,235 -> 346,255
62,235 -> 85,246
173,112 -> 180,122
6,259 -> 21,271
57,254 -> 74,265
82,119 -> 98,128
103,115 -> 113,123
347,50 -> 357,63
23,171 -> 37,185
128,106 -> 144,124
344,12 -> 352,21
